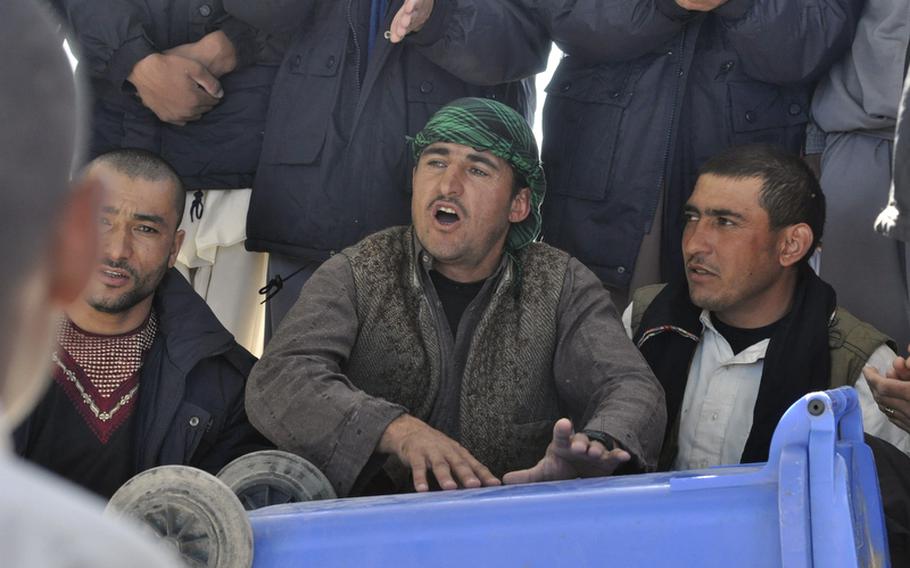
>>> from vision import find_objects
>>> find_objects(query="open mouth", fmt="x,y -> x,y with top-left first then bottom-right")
687,264 -> 716,278
98,266 -> 131,284
433,203 -> 461,226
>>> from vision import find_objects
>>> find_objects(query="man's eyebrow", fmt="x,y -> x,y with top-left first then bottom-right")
466,152 -> 500,171
422,146 -> 450,158
101,206 -> 165,225
703,207 -> 745,220
133,213 -> 165,225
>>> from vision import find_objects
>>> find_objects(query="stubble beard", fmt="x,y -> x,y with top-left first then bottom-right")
88,259 -> 167,315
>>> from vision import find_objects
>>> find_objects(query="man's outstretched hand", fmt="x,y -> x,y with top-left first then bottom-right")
502,418 -> 631,485
378,414 -> 501,492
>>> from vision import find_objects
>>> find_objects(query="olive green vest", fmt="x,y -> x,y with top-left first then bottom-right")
629,283 -> 893,389
341,226 -> 571,477
630,283 -> 894,469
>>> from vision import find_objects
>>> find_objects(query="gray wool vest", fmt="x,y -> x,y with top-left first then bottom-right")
340,226 -> 571,477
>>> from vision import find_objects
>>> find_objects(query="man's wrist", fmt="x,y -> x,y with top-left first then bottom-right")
117,38 -> 158,91
194,31 -> 237,76
126,52 -> 161,90
581,429 -> 618,451
377,414 -> 418,455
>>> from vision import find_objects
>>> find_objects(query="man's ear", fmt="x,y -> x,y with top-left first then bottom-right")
779,223 -> 814,267
168,228 -> 186,268
48,176 -> 101,305
509,187 -> 532,224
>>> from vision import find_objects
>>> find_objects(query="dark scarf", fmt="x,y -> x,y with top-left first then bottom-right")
633,264 -> 837,465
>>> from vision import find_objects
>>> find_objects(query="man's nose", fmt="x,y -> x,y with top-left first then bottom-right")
439,166 -> 465,197
102,225 -> 132,260
682,220 -> 711,258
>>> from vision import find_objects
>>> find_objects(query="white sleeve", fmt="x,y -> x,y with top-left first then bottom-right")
621,302 -> 634,339
856,344 -> 910,457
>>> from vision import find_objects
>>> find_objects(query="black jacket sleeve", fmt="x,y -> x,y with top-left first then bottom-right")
404,0 -> 552,85
223,0 -> 316,36
519,0 -> 693,63
48,0 -> 155,89
718,0 -> 865,85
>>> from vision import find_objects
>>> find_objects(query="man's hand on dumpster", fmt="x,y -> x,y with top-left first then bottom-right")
502,419 -> 631,485
864,344 -> 910,432
378,414 -> 501,492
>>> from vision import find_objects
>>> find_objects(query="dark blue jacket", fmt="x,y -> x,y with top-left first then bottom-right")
15,270 -> 270,476
233,0 -> 549,260
49,0 -> 280,190
529,0 -> 864,288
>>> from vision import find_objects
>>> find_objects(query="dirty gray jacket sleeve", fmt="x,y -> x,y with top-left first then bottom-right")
877,72 -> 910,242
553,258 -> 666,471
244,254 -> 407,497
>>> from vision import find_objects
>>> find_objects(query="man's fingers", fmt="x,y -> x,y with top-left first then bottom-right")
187,65 -> 223,99
502,467 -> 536,485
410,458 -> 430,492
450,461 -> 481,489
389,11 -> 410,43
604,448 -> 632,465
868,373 -> 910,400
551,418 -> 574,449
893,356 -> 910,379
429,458 -> 457,490
461,455 -> 500,487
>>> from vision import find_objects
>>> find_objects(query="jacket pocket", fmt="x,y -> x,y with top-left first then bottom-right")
170,403 -> 213,464
543,59 -> 642,201
259,38 -> 344,165
727,81 -> 809,147
404,51 -> 475,138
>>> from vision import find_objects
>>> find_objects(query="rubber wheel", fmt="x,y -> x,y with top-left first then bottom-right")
217,450 -> 336,510
106,465 -> 253,568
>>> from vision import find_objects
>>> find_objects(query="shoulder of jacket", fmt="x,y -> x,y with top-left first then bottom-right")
630,283 -> 668,335
828,306 -> 894,353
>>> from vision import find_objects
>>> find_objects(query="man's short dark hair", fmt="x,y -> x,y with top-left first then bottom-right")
92,149 -> 186,224
511,170 -> 528,198
699,144 -> 826,262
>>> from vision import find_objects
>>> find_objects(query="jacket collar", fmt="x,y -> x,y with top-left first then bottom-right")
152,269 -> 239,374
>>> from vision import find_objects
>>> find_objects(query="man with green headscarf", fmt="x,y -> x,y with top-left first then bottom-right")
246,98 -> 665,496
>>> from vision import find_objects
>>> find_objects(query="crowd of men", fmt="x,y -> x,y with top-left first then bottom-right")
2,0 -> 910,565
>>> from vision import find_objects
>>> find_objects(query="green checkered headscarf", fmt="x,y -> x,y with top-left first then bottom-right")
410,97 -> 546,252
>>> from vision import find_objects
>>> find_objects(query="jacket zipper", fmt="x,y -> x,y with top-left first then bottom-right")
653,31 -> 688,233
346,0 -> 362,92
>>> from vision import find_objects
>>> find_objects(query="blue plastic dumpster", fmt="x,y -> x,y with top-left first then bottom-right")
248,388 -> 890,567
